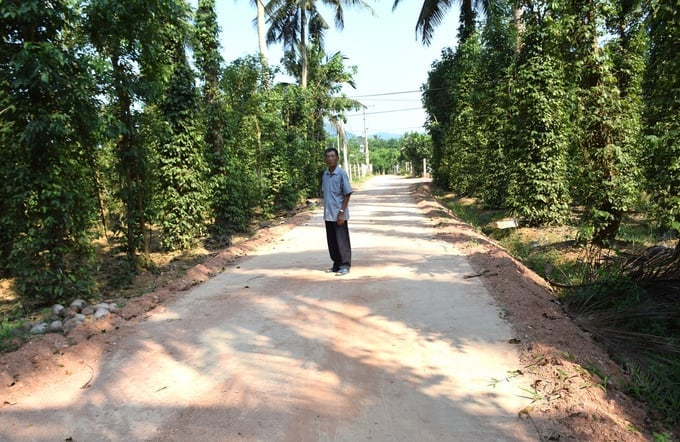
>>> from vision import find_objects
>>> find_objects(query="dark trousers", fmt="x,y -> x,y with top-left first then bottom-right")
325,221 -> 351,270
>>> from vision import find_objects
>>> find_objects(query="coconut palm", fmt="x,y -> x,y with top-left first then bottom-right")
254,0 -> 268,61
265,0 -> 373,88
392,0 -> 490,45
283,40 -> 364,139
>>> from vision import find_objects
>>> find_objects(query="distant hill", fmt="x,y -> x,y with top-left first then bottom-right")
326,128 -> 402,140
324,125 -> 421,141
372,132 -> 401,140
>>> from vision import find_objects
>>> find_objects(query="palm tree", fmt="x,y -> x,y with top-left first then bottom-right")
254,0 -> 268,62
392,0 -> 490,45
307,46 -> 364,131
264,0 -> 373,88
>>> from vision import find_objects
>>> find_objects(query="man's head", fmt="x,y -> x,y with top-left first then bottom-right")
324,147 -> 339,170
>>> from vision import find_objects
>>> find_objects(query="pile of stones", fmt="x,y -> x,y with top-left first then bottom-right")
24,299 -> 120,336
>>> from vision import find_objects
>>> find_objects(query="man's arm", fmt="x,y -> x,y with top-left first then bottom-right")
337,193 -> 352,225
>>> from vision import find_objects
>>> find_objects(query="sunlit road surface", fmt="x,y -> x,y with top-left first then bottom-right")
0,175 -> 536,441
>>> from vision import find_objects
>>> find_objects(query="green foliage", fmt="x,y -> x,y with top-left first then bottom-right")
0,0 -> 100,305
84,0 -> 192,266
281,123 -> 319,209
474,1 -> 514,207
209,158 -> 259,234
305,45 -> 361,118
367,137 -> 401,174
193,0 -> 224,89
441,198 -> 487,231
397,132 -> 431,176
420,0 -> 676,241
155,45 -> 210,251
653,432 -> 673,442
644,0 -> 680,237
207,56 -> 264,232
423,47 -> 457,189
506,45 -> 571,225
0,316 -> 23,354
559,0 -> 643,246
212,53 -> 332,224
193,0 -> 227,176
299,44 -> 361,201
266,0 -> 372,88
221,56 -> 285,217
442,31 -> 483,195
422,30 -> 486,195
264,155 -> 299,212
155,127 -> 209,250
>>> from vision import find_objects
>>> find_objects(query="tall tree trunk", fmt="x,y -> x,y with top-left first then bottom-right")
89,153 -> 109,239
256,0 -> 268,62
114,75 -> 136,263
256,118 -> 263,204
300,10 -> 308,88
137,168 -> 150,267
579,0 -> 627,246
513,5 -> 524,55
113,54 -> 146,268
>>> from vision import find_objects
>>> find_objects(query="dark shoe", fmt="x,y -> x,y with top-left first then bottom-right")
335,267 -> 350,276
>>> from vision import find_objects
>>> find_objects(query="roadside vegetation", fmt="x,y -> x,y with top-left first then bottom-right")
436,191 -> 680,428
416,0 -> 680,427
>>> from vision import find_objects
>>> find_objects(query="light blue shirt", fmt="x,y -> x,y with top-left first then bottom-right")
322,167 -> 353,222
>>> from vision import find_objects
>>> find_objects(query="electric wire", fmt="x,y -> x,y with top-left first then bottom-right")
339,87 -> 442,134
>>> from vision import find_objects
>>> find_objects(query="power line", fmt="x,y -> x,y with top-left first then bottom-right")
361,98 -> 422,102
347,87 -> 445,99
350,90 -> 422,98
339,88 -> 443,134
346,107 -> 423,117
343,122 -> 426,135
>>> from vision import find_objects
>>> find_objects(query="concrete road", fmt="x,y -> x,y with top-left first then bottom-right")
1,175 -> 536,441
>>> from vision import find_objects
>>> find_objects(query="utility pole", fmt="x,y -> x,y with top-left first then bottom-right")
363,107 -> 369,169
336,120 -> 350,180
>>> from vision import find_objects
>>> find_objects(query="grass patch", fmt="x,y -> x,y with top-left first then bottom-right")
0,316 -> 24,354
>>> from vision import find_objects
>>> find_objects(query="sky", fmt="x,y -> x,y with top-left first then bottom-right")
210,0 -> 461,137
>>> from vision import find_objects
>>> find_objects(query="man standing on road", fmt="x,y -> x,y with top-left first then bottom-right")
321,147 -> 353,276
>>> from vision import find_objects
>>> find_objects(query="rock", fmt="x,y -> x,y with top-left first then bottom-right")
494,218 -> 518,229
94,308 -> 110,319
63,315 -> 85,331
70,299 -> 87,312
29,323 -> 48,335
18,300 -> 121,336
63,319 -> 78,331
94,303 -> 118,313
52,304 -> 65,318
